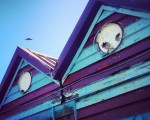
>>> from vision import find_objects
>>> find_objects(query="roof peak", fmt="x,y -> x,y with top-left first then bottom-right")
18,46 -> 57,60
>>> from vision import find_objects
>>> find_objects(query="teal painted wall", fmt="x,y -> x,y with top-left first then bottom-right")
3,60 -> 54,105
6,60 -> 150,120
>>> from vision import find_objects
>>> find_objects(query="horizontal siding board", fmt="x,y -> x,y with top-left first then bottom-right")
4,74 -> 53,104
22,108 -> 53,120
65,61 -> 150,98
117,15 -> 139,28
6,99 -> 74,119
80,98 -> 150,120
77,44 -> 100,63
6,101 -> 55,120
124,18 -> 150,37
117,25 -> 150,50
2,82 -> 59,112
76,74 -> 150,110
103,5 -> 150,19
70,22 -> 150,74
64,47 -> 150,87
1,90 -> 61,118
68,37 -> 150,82
3,79 -> 150,119
53,86 -> 150,120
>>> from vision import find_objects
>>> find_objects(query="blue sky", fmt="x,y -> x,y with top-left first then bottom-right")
0,0 -> 88,83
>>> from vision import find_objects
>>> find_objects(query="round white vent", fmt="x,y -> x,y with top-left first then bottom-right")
18,71 -> 31,93
96,23 -> 123,53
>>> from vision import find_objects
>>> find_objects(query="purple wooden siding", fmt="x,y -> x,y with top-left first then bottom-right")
1,86 -> 60,119
57,86 -> 150,120
1,83 -> 59,115
63,36 -> 150,88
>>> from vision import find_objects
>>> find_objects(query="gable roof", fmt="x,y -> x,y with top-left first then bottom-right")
53,0 -> 150,80
0,46 -> 57,104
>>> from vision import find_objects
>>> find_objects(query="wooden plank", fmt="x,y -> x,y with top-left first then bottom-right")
76,75 -> 150,110
66,52 -> 150,95
57,86 -> 150,120
4,99 -> 75,120
117,15 -> 139,28
2,85 -> 150,119
124,18 -> 150,37
4,75 -> 53,104
70,25 -> 150,74
22,108 -> 53,120
103,5 -> 150,19
7,101 -> 55,120
1,82 -> 59,112
1,89 -> 61,119
64,61 -> 150,98
64,42 -> 150,87
80,98 -> 150,120
77,44 -> 100,63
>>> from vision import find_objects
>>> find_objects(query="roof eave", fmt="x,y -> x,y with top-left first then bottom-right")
0,47 -> 21,104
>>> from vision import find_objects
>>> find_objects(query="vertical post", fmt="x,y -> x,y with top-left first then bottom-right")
51,107 -> 55,120
73,100 -> 78,120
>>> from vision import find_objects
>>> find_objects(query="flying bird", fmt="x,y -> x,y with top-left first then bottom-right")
25,38 -> 32,40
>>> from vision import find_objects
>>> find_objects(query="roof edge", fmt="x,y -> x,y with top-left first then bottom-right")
53,0 -> 101,80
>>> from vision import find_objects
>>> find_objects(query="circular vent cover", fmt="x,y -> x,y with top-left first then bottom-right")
96,23 -> 123,53
18,71 -> 31,93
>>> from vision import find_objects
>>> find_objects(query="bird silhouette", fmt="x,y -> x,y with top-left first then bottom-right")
25,38 -> 32,40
